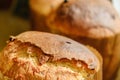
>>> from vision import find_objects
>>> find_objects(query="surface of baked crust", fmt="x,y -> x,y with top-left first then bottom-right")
47,0 -> 120,38
0,31 -> 101,80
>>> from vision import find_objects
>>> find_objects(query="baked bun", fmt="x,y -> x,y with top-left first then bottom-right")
47,0 -> 120,38
46,0 -> 120,80
30,0 -> 63,31
0,31 -> 102,80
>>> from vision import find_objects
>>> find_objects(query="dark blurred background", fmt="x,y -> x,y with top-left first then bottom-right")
0,0 -> 31,50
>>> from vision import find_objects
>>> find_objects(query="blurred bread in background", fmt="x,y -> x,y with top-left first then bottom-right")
29,0 -> 63,32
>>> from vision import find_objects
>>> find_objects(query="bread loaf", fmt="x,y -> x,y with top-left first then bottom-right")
46,0 -> 120,80
0,31 -> 102,80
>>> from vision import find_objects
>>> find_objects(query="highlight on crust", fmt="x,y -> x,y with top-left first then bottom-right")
0,31 -> 102,80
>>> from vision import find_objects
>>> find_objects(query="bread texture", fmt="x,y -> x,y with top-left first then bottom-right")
47,0 -> 120,38
46,0 -> 120,80
0,31 -> 102,80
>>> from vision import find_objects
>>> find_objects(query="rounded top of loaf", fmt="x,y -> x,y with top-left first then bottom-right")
13,31 -> 100,71
47,0 -> 120,38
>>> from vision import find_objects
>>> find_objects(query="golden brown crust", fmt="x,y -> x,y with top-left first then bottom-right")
29,0 -> 63,16
0,31 -> 102,80
87,46 -> 103,80
0,40 -> 96,80
11,31 -> 100,71
47,0 -> 120,38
